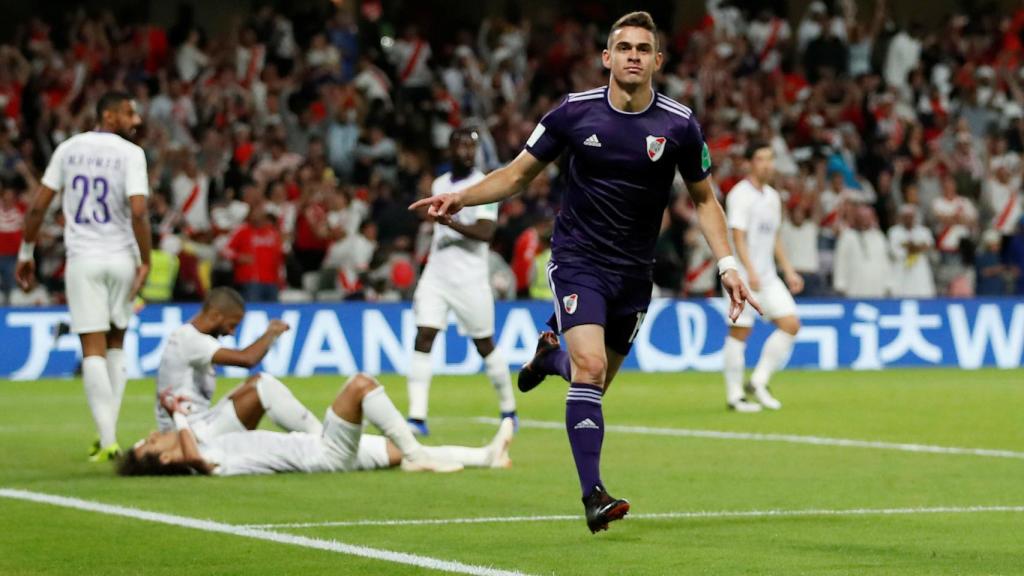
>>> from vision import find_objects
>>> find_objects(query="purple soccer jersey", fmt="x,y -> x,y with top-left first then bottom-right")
525,85 -> 711,278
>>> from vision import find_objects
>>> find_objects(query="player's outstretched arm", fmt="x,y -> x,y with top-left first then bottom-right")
409,150 -> 548,219
14,185 -> 57,291
211,319 -> 290,368
686,177 -> 762,321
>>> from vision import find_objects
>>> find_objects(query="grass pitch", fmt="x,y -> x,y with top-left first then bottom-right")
1,368 -> 1023,575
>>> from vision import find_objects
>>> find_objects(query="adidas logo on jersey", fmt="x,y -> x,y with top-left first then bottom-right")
583,134 -> 602,147
574,418 -> 600,430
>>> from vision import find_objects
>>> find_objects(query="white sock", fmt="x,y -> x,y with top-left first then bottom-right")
362,386 -> 422,458
255,373 -> 323,434
106,348 -> 127,426
419,445 -> 491,468
406,351 -> 432,420
751,331 -> 796,389
723,336 -> 747,404
82,356 -> 117,447
483,349 -> 516,413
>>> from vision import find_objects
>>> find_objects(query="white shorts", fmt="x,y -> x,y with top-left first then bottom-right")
321,409 -> 391,472
727,276 -> 797,328
65,254 -> 136,334
413,275 -> 494,338
188,398 -> 247,445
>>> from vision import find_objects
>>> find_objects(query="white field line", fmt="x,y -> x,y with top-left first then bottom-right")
470,417 -> 1024,460
0,488 -> 537,576
243,505 -> 1024,530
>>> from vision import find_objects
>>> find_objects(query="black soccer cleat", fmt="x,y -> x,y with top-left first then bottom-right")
583,485 -> 630,534
516,331 -> 561,393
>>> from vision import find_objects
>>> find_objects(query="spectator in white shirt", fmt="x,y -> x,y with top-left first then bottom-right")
780,199 -> 822,296
834,204 -> 890,297
888,204 -> 936,297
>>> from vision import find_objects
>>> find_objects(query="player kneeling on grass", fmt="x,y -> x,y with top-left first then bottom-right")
155,287 -> 315,436
120,373 -> 514,476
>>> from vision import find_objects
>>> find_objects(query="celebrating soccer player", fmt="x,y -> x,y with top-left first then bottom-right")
410,12 -> 760,533
16,92 -> 151,462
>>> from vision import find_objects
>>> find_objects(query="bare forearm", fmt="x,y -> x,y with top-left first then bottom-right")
22,204 -> 46,244
132,213 -> 152,266
460,164 -> 526,207
445,219 -> 496,242
732,229 -> 756,276
695,200 -> 733,260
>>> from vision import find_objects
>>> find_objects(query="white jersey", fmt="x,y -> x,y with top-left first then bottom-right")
41,131 -> 149,260
421,170 -> 498,283
201,430 -> 331,475
727,178 -> 782,282
155,323 -> 223,432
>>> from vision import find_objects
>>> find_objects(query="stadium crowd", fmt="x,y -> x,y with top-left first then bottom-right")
1,0 -> 1023,306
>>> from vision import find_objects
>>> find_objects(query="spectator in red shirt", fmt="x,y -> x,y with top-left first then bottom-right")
0,179 -> 26,301
224,201 -> 283,302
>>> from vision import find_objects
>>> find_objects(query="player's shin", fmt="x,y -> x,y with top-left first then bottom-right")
255,374 -> 322,434
82,356 -> 117,448
751,331 -> 795,389
483,349 -> 516,413
406,351 -> 432,421
723,336 -> 747,404
106,348 -> 127,424
362,386 -> 423,458
566,383 -> 605,496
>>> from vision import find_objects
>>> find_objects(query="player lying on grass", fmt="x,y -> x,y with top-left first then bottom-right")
120,373 -> 514,476
155,287 -> 316,436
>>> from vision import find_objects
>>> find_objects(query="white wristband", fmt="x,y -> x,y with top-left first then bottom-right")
172,412 -> 191,431
717,256 -> 738,276
17,242 -> 35,262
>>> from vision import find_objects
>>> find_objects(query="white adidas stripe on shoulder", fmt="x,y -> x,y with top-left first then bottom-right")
656,102 -> 691,118
657,96 -> 693,115
567,93 -> 604,103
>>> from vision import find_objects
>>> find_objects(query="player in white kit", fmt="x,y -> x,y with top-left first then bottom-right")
722,143 -> 802,412
16,92 -> 151,461
155,287 -> 321,438
406,128 -> 516,436
121,373 -> 515,476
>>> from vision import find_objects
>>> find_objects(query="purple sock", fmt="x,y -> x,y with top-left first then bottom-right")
538,349 -> 572,382
565,383 -> 604,497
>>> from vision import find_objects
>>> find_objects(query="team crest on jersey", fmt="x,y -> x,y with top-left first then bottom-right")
646,135 -> 666,162
563,294 -> 579,315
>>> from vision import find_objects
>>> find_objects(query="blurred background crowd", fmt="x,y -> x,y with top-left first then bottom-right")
1,0 -> 1023,307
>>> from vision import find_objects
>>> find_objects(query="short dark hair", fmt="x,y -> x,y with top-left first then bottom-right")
117,451 -> 194,476
202,286 -> 246,313
607,11 -> 659,51
745,140 -> 772,160
95,91 -> 133,121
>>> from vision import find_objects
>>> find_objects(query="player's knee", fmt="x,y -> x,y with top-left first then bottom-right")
473,338 -> 495,358
414,329 -> 438,352
344,373 -> 380,399
778,317 -> 801,335
571,352 -> 607,384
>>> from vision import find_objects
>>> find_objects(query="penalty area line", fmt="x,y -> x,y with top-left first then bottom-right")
468,417 -> 1024,461
0,488 -> 537,576
243,505 -> 1024,529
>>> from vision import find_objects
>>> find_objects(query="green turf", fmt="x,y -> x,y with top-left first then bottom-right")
1,368 -> 1023,575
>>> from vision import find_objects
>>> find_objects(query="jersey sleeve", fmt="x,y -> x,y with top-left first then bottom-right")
40,142 -> 66,190
187,332 -> 223,367
523,97 -> 570,162
726,188 -> 752,231
676,118 -> 712,184
125,146 -> 150,197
